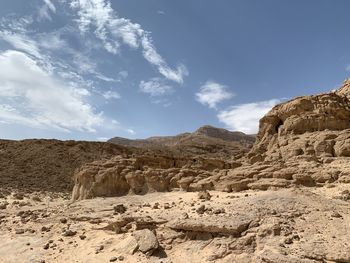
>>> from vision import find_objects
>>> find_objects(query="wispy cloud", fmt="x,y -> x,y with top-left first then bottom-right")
70,0 -> 188,84
0,30 -> 43,59
102,90 -> 121,100
38,0 -> 56,21
139,78 -> 173,96
196,81 -> 234,109
217,99 -> 281,134
0,50 -> 103,132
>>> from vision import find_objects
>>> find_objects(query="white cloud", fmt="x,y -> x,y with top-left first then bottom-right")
157,10 -> 165,15
102,90 -> 121,100
38,32 -> 67,50
127,129 -> 135,135
0,30 -> 42,59
217,99 -> 281,134
96,136 -> 109,141
0,50 -> 103,132
196,81 -> 234,109
139,78 -> 173,96
117,70 -> 128,81
70,0 -> 188,83
38,0 -> 56,21
43,0 -> 56,12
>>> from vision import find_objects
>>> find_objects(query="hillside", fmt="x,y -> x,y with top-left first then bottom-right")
0,139 -> 133,192
108,125 -> 255,160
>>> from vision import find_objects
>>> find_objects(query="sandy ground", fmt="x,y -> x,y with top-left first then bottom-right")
1,185 -> 350,263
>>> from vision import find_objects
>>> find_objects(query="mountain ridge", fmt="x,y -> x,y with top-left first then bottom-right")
108,125 -> 256,160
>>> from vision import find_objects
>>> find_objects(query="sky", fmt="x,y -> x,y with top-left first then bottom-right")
1,0 -> 350,141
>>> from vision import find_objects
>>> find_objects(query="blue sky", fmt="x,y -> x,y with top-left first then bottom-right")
1,0 -> 350,140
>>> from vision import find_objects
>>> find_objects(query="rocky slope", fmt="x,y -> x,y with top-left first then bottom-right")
0,139 -> 133,193
108,125 -> 255,160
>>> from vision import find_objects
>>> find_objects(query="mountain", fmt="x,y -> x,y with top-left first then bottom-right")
108,125 -> 256,160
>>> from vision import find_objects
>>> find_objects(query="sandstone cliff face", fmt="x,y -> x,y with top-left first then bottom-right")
72,155 -> 240,200
248,80 -> 350,163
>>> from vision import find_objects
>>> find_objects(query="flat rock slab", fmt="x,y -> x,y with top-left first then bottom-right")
113,235 -> 138,255
167,215 -> 253,236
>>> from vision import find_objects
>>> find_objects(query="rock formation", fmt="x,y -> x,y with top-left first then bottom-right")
248,90 -> 350,163
72,78 -> 350,200
72,155 -> 240,200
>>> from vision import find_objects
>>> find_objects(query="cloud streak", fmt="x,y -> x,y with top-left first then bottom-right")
139,78 -> 173,96
38,0 -> 56,21
70,0 -> 188,83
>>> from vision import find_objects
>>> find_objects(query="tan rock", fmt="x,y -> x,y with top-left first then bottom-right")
133,229 -> 159,255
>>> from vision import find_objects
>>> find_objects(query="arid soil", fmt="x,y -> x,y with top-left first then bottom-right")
1,185 -> 350,263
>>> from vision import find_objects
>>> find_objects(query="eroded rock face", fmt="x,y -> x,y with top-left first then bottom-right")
72,155 -> 237,200
249,79 -> 350,163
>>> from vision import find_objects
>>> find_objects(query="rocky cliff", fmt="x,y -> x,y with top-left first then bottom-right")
248,79 -> 350,163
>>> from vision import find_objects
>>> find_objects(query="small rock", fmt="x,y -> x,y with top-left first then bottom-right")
284,237 -> 293,244
109,257 -> 118,262
15,229 -> 25,234
198,190 -> 211,201
181,212 -> 189,219
114,204 -> 127,214
32,196 -> 41,202
196,205 -> 206,214
13,193 -> 24,200
41,226 -> 50,232
0,202 -> 8,209
62,229 -> 77,237
331,211 -> 342,218
60,218 -> 67,224
43,243 -> 49,250
79,234 -> 86,240
118,255 -> 124,261
213,208 -> 225,214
